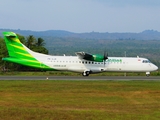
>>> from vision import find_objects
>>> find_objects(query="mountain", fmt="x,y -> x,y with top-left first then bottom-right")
0,29 -> 74,37
1,29 -> 160,40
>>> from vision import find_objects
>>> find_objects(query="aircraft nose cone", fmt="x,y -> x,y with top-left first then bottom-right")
155,66 -> 158,71
153,65 -> 158,71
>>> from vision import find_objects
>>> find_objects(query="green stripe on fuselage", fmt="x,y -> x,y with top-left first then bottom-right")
2,57 -> 54,70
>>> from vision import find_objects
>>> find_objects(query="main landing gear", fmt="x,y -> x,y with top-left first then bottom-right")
82,71 -> 90,76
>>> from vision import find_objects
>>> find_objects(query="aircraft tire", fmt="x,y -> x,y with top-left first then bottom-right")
82,71 -> 90,76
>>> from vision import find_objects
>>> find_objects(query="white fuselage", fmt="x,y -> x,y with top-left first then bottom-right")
40,55 -> 158,73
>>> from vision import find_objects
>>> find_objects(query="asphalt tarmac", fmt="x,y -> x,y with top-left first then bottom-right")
0,76 -> 160,80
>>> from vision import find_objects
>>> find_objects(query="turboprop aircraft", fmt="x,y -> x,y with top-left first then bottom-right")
2,32 -> 158,76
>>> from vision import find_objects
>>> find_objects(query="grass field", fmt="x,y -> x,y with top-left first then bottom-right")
0,80 -> 160,120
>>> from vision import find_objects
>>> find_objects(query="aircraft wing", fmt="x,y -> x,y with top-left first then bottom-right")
75,52 -> 106,62
75,52 -> 93,60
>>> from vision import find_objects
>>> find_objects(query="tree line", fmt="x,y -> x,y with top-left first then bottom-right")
0,34 -> 48,71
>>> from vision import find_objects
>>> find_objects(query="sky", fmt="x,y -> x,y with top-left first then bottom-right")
1,0 -> 160,33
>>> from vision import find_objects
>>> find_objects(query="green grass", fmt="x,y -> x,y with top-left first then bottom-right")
0,80 -> 160,120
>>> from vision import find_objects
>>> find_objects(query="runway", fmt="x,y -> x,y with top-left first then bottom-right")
0,76 -> 160,80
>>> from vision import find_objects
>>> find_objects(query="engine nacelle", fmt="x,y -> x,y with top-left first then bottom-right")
92,54 -> 104,62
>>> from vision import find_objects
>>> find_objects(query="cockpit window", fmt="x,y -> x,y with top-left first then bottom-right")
142,60 -> 151,63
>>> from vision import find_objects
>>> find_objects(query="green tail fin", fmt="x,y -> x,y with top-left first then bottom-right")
3,32 -> 33,59
2,32 -> 52,70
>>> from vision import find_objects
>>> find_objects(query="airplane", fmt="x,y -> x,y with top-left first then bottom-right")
2,32 -> 158,76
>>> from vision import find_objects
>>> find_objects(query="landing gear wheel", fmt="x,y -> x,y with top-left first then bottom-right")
146,74 -> 150,77
82,71 -> 90,76
146,72 -> 150,77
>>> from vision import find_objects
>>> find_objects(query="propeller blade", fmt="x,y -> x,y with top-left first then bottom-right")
103,50 -> 108,66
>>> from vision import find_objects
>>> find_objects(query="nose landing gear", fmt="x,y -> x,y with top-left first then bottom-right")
146,72 -> 150,77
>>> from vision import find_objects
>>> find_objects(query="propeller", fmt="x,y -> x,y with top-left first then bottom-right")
103,50 -> 108,66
